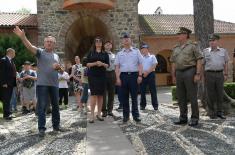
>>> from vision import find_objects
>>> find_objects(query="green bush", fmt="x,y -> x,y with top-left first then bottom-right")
224,83 -> 235,99
171,86 -> 177,101
0,101 -> 3,114
171,82 -> 235,101
0,34 -> 36,71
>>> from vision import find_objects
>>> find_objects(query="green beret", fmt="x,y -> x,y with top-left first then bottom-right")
208,34 -> 220,41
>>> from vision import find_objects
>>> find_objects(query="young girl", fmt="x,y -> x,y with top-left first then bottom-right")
80,57 -> 89,114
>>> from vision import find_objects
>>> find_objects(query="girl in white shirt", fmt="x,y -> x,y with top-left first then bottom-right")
58,69 -> 70,108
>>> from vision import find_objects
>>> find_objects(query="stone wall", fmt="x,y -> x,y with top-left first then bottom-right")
37,0 -> 140,59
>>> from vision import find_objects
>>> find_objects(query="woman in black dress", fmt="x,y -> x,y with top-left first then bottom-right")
87,37 -> 109,123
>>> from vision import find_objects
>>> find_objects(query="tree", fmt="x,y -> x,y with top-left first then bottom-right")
193,0 -> 235,114
0,34 -> 36,71
193,0 -> 214,49
16,8 -> 31,14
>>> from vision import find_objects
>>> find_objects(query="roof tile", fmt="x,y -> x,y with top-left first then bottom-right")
0,12 -> 37,27
139,14 -> 235,35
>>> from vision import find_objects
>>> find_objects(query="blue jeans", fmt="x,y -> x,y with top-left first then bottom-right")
10,87 -> 17,111
36,85 -> 60,131
120,72 -> 139,119
140,72 -> 158,108
81,83 -> 89,103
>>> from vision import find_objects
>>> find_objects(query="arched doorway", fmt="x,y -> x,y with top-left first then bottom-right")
64,16 -> 111,62
155,49 -> 172,86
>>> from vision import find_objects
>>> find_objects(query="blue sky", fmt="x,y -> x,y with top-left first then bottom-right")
0,0 -> 234,23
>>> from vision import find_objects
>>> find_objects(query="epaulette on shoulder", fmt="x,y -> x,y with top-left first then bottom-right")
203,48 -> 209,52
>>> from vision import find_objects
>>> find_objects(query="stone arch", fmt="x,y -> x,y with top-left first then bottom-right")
156,49 -> 172,73
57,12 -> 115,62
155,54 -> 167,73
155,49 -> 173,86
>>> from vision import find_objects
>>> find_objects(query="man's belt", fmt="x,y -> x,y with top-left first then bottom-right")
177,66 -> 195,72
121,72 -> 138,75
206,70 -> 223,73
106,70 -> 115,73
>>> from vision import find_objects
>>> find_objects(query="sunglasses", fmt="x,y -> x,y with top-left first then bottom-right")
95,39 -> 102,43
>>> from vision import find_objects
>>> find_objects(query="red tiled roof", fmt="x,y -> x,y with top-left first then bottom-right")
139,14 -> 235,35
1,13 -> 234,35
0,12 -> 37,27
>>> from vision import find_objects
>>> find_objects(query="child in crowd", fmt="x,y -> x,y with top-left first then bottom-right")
80,57 -> 90,114
58,66 -> 70,109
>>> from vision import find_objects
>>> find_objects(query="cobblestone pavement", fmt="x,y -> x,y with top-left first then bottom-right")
1,87 -> 235,155
0,97 -> 87,155
114,87 -> 235,155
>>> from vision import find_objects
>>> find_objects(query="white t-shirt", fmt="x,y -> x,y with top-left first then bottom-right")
58,71 -> 69,88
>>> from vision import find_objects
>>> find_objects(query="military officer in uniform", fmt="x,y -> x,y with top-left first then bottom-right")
115,32 -> 143,123
140,44 -> 159,110
170,27 -> 203,126
202,34 -> 229,119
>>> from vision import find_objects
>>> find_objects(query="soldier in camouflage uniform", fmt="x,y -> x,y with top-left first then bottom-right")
170,27 -> 203,126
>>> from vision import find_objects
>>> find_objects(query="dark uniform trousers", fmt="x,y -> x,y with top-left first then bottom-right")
120,72 -> 140,119
102,71 -> 116,114
140,72 -> 158,109
176,67 -> 199,121
205,71 -> 224,116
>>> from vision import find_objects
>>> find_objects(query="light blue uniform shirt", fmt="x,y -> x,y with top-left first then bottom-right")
142,53 -> 158,72
115,47 -> 143,72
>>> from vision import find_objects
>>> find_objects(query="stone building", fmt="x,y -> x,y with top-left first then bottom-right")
0,13 -> 38,45
37,0 -> 140,61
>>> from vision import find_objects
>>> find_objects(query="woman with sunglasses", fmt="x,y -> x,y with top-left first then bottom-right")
87,37 -> 109,123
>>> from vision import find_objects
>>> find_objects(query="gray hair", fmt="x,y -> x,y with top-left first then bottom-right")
6,48 -> 15,54
44,36 -> 56,43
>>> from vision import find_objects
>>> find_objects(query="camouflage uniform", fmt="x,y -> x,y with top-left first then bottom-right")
171,40 -> 203,122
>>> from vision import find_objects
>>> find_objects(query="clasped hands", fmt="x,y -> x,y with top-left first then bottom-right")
95,61 -> 105,67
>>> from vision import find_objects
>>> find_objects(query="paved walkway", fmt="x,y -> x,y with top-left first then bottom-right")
87,116 -> 135,155
0,87 -> 235,154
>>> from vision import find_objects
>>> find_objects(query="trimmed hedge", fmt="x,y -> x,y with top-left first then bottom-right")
171,82 -> 235,101
171,86 -> 177,101
0,101 -> 3,114
224,83 -> 235,99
